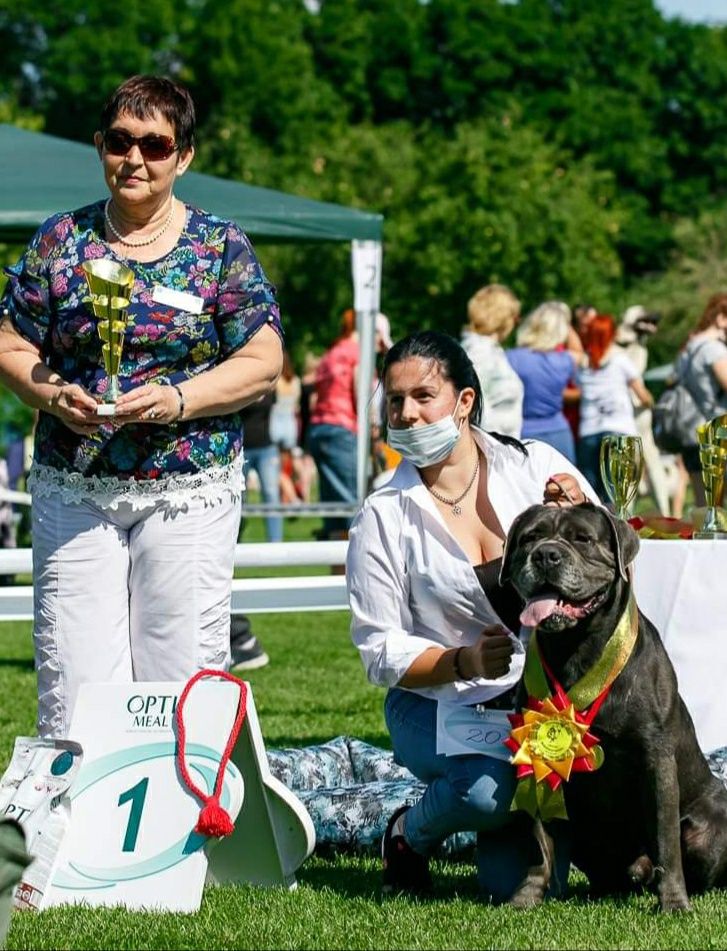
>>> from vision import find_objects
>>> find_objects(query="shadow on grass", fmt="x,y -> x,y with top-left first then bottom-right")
0,657 -> 34,670
299,853 -> 382,898
299,855 -> 662,912
299,850 -> 481,903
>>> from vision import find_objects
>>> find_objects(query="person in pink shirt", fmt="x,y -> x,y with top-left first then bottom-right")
308,309 -> 360,540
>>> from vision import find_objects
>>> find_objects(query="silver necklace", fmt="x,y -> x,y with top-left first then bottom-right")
425,453 -> 480,516
104,198 -> 175,248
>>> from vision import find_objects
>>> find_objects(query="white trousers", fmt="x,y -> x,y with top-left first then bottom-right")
31,489 -> 241,738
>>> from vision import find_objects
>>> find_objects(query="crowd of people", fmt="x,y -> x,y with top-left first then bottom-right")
458,285 -> 727,517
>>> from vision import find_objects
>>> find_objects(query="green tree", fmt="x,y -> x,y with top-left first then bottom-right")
184,0 -> 344,154
627,206 -> 727,367
1,0 -> 182,142
247,115 -> 626,344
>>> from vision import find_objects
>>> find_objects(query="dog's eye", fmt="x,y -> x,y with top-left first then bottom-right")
575,533 -> 592,543
520,531 -> 537,544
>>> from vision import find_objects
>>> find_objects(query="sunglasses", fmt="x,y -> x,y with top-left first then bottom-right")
103,129 -> 179,162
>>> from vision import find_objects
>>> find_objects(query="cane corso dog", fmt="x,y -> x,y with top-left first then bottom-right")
499,502 -> 727,912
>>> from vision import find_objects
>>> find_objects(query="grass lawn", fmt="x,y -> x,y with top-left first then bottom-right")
3,510 -> 727,949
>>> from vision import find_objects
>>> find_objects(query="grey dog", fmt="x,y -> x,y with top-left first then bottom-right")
499,502 -> 727,912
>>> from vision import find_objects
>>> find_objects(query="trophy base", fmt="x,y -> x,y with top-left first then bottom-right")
96,403 -> 117,417
693,530 -> 727,540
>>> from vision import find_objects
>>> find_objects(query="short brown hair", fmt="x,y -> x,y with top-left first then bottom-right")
466,284 -> 520,341
100,75 -> 196,152
695,293 -> 727,333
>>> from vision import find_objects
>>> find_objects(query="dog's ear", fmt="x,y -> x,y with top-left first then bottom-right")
499,505 -> 542,586
601,507 -> 640,581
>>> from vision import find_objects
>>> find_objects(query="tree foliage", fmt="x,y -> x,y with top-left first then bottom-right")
1,0 -> 727,365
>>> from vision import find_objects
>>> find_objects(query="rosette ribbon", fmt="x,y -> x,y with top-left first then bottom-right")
506,596 -> 638,821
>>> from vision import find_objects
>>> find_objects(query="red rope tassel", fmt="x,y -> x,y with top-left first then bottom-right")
175,669 -> 247,838
196,798 -> 235,837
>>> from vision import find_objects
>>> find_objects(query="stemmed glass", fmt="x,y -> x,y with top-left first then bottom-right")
599,435 -> 645,520
694,415 -> 727,539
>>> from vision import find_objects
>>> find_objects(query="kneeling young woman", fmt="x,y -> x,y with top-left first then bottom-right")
346,330 -> 597,901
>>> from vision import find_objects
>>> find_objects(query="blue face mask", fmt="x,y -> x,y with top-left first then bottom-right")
387,398 -> 464,468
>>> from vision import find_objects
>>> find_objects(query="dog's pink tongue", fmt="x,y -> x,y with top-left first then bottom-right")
520,595 -> 559,627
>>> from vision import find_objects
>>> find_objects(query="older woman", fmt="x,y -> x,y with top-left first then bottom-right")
506,300 -> 584,462
460,283 -> 524,438
0,75 -> 283,737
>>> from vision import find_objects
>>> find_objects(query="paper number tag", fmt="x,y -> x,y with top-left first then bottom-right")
436,701 -> 513,760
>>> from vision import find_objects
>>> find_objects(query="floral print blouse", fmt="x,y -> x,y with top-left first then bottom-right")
1,201 -> 282,485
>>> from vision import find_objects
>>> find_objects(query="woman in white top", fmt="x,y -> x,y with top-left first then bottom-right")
576,314 -> 653,503
673,293 -> 727,506
346,330 -> 597,901
460,283 -> 524,438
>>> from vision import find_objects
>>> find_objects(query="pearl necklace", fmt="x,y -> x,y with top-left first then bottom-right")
104,198 -> 176,248
425,452 -> 480,516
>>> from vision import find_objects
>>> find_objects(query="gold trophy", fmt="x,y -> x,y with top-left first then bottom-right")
599,435 -> 645,520
82,259 -> 135,415
693,414 -> 727,539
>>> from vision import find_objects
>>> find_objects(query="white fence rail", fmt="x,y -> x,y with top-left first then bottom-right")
0,488 -> 359,520
0,541 -> 350,621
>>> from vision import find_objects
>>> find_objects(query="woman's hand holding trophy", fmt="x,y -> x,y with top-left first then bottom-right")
81,259 -> 186,425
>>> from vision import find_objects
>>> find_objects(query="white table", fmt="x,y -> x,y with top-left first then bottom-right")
634,539 -> 727,753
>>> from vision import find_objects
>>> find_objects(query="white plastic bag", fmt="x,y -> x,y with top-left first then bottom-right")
0,737 -> 83,910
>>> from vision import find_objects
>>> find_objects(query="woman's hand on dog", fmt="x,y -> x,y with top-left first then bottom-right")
459,625 -> 514,680
543,472 -> 587,507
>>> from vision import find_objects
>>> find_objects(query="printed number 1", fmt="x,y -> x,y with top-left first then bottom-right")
118,777 -> 149,852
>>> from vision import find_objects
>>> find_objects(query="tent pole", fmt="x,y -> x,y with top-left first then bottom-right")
352,240 -> 383,506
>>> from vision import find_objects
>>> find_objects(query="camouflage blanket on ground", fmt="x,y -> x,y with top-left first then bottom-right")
267,737 -> 727,859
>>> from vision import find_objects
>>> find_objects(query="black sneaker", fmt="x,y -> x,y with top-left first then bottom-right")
230,634 -> 270,671
381,805 -> 432,895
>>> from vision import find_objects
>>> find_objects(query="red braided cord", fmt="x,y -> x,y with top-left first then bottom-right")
175,669 -> 247,807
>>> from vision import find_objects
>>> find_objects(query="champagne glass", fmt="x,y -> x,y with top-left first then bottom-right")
599,435 -> 644,520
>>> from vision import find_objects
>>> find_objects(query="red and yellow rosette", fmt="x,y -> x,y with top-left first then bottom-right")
505,695 -> 604,820
507,596 -> 638,821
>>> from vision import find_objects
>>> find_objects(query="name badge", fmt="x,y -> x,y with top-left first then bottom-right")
152,285 -> 204,314
436,701 -> 513,761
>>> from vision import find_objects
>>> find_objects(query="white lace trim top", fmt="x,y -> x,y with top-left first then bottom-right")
28,456 -> 244,511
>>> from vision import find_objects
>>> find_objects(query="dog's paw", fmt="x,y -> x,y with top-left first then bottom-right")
659,890 -> 692,913
627,855 -> 655,886
509,880 -> 546,910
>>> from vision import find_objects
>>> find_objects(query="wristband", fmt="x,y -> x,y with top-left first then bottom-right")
453,646 -> 467,681
171,383 -> 185,421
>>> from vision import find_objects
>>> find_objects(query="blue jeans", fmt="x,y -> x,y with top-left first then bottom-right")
243,445 -> 283,543
307,423 -> 357,538
576,433 -> 609,503
385,688 -> 570,902
524,425 -> 576,464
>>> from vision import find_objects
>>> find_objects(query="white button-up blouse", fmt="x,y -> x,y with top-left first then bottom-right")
346,428 -> 598,706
